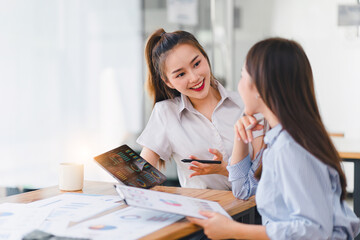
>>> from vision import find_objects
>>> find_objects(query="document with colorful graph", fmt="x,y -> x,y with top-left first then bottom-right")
94,145 -> 166,188
65,206 -> 183,240
115,185 -> 232,219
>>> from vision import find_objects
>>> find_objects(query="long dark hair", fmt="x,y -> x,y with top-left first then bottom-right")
247,38 -> 347,200
145,28 -> 216,105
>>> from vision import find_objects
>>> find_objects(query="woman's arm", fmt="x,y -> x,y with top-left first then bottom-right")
188,211 -> 269,240
227,116 -> 264,199
140,147 -> 160,169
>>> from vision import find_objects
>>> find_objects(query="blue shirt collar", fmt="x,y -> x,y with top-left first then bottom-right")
264,123 -> 283,146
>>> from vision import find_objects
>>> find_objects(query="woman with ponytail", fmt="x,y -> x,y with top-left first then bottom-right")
188,38 -> 360,239
137,28 -> 264,193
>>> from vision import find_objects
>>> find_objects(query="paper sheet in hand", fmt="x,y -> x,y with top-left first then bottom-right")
116,185 -> 231,219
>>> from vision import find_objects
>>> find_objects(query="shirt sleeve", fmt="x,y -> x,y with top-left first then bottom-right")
226,151 -> 261,200
136,103 -> 172,161
265,142 -> 334,240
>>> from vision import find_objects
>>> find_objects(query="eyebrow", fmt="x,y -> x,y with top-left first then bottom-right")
171,55 -> 199,74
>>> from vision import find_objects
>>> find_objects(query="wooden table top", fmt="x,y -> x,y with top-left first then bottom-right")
332,137 -> 360,159
0,181 -> 255,240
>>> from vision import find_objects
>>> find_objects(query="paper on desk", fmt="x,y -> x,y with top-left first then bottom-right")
65,206 -> 183,240
0,203 -> 52,240
28,193 -> 122,222
26,193 -> 123,236
117,185 -> 232,219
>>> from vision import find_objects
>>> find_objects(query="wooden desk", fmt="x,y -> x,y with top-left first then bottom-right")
0,181 -> 256,240
332,138 -> 360,220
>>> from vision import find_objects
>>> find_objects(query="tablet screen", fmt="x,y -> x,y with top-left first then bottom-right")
94,145 -> 166,188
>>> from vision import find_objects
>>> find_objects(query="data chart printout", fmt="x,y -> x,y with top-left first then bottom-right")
66,206 -> 183,240
116,185 -> 231,219
94,144 -> 166,188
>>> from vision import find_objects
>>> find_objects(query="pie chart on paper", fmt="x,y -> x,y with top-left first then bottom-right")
159,199 -> 182,207
0,212 -> 13,217
89,225 -> 117,231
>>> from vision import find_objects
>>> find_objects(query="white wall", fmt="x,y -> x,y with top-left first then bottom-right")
269,0 -> 360,140
232,0 -> 359,192
231,0 -> 360,138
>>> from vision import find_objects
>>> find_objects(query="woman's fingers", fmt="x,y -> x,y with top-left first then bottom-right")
235,115 -> 265,143
247,117 -> 258,141
234,124 -> 241,141
190,161 -> 205,167
189,171 -> 202,178
187,149 -> 226,177
253,124 -> 264,131
199,210 -> 216,218
208,148 -> 223,161
235,119 -> 249,143
189,165 -> 201,172
189,164 -> 204,178
187,216 -> 206,227
187,211 -> 215,226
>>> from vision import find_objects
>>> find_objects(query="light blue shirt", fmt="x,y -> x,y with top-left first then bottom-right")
226,151 -> 262,200
254,124 -> 360,239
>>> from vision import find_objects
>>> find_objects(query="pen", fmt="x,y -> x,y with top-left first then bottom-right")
245,117 -> 264,131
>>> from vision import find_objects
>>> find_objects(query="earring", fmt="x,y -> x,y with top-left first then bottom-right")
256,94 -> 260,99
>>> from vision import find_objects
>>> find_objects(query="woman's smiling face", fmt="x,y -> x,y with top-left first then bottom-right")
163,43 -> 212,101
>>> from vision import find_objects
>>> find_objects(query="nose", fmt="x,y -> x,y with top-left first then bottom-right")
189,70 -> 200,83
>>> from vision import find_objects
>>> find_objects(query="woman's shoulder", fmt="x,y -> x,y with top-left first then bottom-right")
273,131 -> 325,168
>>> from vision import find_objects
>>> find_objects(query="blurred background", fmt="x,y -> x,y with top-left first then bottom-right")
0,0 -> 359,205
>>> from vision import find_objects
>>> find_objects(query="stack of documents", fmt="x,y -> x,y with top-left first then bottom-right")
0,193 -> 183,240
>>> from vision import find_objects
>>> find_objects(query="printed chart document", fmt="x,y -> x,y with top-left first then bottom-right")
116,185 -> 231,219
1,193 -> 184,240
26,193 -> 123,236
66,206 -> 183,240
0,203 -> 52,240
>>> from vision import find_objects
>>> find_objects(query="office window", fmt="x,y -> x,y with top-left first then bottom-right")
0,0 -> 142,188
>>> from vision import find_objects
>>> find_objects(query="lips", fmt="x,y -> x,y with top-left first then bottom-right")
190,80 -> 205,92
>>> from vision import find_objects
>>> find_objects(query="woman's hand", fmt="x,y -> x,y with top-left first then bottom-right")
188,149 -> 228,177
188,211 -> 269,240
231,115 -> 264,165
187,211 -> 238,240
235,115 -> 264,144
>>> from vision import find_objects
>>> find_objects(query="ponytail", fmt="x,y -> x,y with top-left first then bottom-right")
145,28 -> 180,105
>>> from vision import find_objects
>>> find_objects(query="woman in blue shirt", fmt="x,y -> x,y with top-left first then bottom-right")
188,38 -> 360,239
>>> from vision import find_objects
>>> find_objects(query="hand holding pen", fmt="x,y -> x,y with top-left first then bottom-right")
234,115 -> 264,144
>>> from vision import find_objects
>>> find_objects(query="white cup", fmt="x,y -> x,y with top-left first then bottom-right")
59,163 -> 84,191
